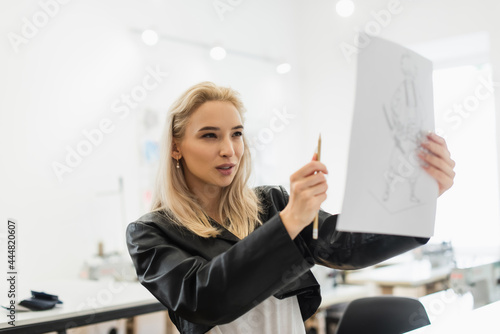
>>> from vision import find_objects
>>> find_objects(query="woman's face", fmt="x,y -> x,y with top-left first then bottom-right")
175,100 -> 244,195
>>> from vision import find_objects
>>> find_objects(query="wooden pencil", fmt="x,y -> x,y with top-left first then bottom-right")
313,134 -> 321,239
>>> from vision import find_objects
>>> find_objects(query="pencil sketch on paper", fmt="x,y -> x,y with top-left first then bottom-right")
381,53 -> 425,207
337,36 -> 436,238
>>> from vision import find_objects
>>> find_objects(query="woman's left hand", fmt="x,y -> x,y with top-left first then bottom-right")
418,132 -> 456,197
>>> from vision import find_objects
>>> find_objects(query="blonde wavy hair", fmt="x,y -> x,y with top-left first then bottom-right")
151,82 -> 262,239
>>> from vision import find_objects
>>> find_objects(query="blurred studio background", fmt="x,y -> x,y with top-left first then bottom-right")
1,0 -> 500,333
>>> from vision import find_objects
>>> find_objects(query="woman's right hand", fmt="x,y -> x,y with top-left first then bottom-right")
279,153 -> 329,239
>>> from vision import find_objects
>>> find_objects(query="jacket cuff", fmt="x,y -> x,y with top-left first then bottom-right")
254,212 -> 315,286
259,211 -> 314,263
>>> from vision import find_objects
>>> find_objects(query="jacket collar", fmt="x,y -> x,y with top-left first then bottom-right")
154,210 -> 241,243
208,217 -> 241,243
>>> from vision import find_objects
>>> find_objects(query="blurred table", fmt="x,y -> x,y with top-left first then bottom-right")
0,279 -> 167,334
345,261 -> 452,296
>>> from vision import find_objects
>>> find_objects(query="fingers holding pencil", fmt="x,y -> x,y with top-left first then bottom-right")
279,136 -> 328,240
279,171 -> 328,240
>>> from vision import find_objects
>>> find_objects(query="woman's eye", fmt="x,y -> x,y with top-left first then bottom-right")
202,132 -> 242,139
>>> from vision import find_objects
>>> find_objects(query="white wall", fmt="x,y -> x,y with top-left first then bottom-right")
1,0 -> 499,286
0,0 -> 308,283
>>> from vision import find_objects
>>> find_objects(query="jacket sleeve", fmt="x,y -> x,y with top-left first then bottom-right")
126,213 -> 315,326
276,186 -> 429,270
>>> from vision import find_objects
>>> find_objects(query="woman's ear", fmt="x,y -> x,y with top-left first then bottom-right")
171,140 -> 181,160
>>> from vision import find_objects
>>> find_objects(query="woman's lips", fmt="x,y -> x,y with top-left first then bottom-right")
216,166 -> 234,176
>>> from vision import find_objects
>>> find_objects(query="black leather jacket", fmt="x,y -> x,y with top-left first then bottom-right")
126,185 -> 428,334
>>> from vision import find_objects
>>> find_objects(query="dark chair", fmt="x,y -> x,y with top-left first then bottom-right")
335,296 -> 430,334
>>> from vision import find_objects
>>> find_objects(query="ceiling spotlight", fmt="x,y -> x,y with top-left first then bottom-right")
276,63 -> 291,74
141,29 -> 159,46
336,0 -> 355,17
210,46 -> 227,60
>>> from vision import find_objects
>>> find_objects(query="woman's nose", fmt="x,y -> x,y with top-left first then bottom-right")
220,137 -> 234,157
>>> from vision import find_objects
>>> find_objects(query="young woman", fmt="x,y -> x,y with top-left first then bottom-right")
126,82 -> 455,334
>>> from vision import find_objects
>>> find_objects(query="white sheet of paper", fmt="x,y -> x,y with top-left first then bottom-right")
336,37 -> 438,238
